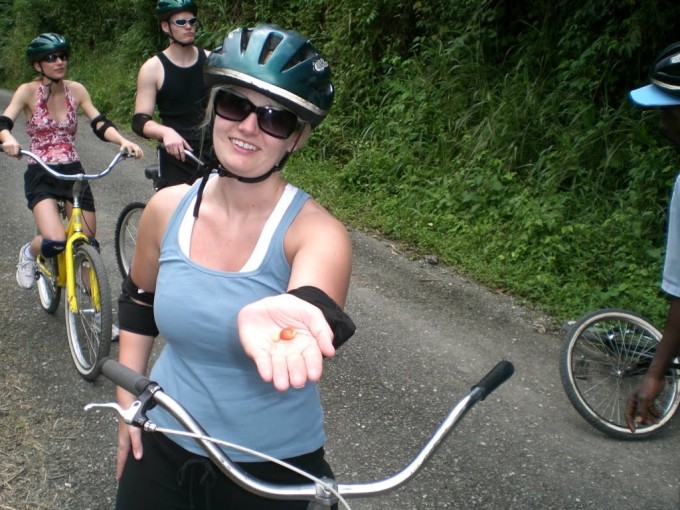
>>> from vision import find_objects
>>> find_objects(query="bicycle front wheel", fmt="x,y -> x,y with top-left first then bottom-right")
64,244 -> 112,381
560,309 -> 680,440
114,201 -> 145,278
36,255 -> 61,314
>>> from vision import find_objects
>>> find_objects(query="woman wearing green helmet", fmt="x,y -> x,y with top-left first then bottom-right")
0,32 -> 143,291
114,24 -> 353,509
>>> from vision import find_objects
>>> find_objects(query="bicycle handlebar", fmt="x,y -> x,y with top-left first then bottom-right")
101,357 -> 155,395
91,357 -> 514,505
157,143 -> 204,167
0,147 -> 133,181
472,359 -> 515,400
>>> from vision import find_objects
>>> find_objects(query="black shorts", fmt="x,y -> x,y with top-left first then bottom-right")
116,432 -> 337,510
24,161 -> 95,212
157,146 -> 203,190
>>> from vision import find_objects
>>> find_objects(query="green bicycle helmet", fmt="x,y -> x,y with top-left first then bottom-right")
204,24 -> 334,126
156,0 -> 197,20
27,33 -> 70,64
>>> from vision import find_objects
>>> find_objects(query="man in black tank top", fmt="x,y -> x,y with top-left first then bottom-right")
131,0 -> 209,189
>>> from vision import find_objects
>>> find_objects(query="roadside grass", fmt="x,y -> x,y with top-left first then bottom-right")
0,363 -> 51,510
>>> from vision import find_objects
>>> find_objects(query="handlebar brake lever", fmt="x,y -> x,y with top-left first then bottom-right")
84,386 -> 158,431
85,400 -> 142,422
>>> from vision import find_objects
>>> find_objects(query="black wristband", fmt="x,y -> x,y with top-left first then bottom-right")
287,286 -> 356,349
132,113 -> 152,138
122,273 -> 155,306
91,114 -> 116,141
0,115 -> 14,132
118,293 -> 159,337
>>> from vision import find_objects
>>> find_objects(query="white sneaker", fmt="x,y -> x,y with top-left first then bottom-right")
16,243 -> 37,290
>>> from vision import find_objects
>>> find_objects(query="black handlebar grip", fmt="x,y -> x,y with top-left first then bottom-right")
101,357 -> 155,396
471,360 -> 514,401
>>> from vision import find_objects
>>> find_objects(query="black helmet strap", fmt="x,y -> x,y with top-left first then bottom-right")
192,131 -> 303,218
36,66 -> 62,98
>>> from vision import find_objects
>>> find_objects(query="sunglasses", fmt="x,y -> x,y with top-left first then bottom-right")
170,17 -> 198,27
214,89 -> 299,139
42,53 -> 69,63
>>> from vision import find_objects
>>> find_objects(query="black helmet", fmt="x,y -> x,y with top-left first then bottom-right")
27,33 -> 70,64
649,42 -> 680,95
204,24 -> 334,126
629,42 -> 680,107
156,0 -> 197,20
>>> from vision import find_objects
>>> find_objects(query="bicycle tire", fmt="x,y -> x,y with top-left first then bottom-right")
36,255 -> 61,314
114,201 -> 145,279
64,243 -> 112,381
560,308 -> 680,440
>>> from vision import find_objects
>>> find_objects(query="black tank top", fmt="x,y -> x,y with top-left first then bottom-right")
156,49 -> 208,143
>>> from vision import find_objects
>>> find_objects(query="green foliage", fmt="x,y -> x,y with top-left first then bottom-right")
2,0 -> 680,326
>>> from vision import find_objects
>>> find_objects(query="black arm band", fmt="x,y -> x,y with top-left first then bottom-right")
91,114 -> 116,141
122,273 -> 155,306
118,292 -> 159,337
132,113 -> 152,138
0,115 -> 14,132
288,286 -> 356,349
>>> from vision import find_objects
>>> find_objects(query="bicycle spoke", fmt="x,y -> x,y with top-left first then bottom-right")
560,310 -> 680,439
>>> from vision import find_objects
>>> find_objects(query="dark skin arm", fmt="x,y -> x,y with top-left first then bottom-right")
625,297 -> 680,431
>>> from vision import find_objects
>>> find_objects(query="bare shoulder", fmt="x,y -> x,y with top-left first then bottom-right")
139,54 -> 162,74
64,80 -> 90,100
145,184 -> 192,223
294,198 -> 350,244
15,81 -> 37,94
137,56 -> 163,90
14,81 -> 40,100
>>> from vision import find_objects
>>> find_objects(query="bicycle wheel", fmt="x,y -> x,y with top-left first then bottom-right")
114,201 -> 145,279
64,243 -> 112,381
36,255 -> 61,314
560,308 -> 680,439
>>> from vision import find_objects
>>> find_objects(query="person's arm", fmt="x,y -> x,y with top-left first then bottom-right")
114,186 -> 185,479
286,205 -> 352,306
238,201 -> 353,391
70,81 -> 143,158
133,57 -> 190,161
0,83 -> 32,157
646,298 -> 680,379
625,297 -> 680,431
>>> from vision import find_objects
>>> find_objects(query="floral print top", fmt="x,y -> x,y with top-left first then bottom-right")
26,83 -> 78,164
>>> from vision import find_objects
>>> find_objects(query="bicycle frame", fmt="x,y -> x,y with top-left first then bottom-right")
19,149 -> 130,312
87,358 -> 514,508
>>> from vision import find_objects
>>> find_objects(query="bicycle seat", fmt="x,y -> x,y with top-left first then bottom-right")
144,164 -> 160,181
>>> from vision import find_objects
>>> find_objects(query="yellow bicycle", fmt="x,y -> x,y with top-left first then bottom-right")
4,147 -> 132,381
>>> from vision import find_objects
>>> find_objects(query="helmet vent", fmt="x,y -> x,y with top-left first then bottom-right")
282,46 -> 316,72
259,34 -> 283,64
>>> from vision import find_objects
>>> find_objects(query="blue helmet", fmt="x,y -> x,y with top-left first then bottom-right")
27,33 -> 70,64
204,24 -> 334,126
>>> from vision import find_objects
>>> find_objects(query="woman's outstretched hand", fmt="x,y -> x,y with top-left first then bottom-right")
238,294 -> 335,391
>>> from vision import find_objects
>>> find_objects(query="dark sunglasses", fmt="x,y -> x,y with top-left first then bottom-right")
214,89 -> 299,139
42,52 -> 69,63
170,17 -> 198,27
